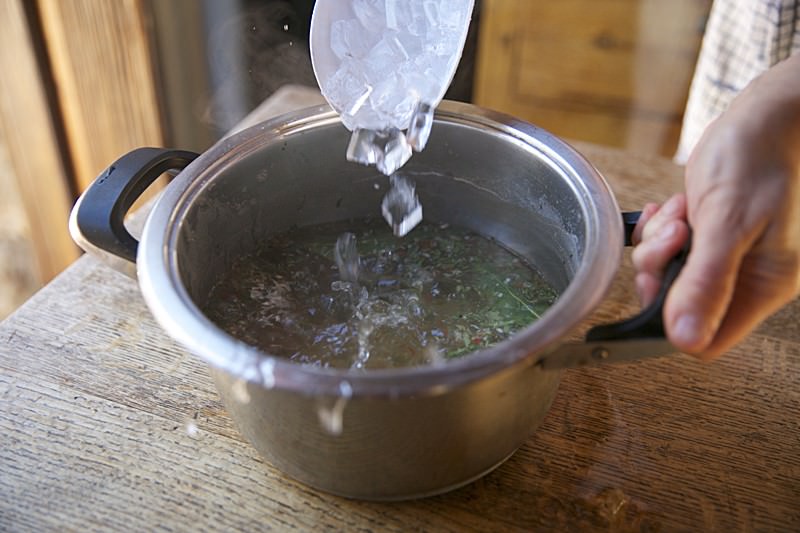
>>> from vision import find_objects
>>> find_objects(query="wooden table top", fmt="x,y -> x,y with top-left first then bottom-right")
2,88 -> 798,532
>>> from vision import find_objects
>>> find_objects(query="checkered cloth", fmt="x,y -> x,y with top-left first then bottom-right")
676,0 -> 800,163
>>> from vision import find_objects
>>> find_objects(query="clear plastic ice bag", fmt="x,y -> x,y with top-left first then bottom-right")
311,0 -> 475,134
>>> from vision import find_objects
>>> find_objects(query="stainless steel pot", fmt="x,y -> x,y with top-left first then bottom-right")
69,101 -> 684,500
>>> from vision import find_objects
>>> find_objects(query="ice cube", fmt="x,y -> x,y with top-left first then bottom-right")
395,32 -> 424,60
346,129 -> 381,166
352,0 -> 385,31
399,65 -> 439,103
385,0 -> 412,30
406,3 -> 429,36
346,85 -> 373,116
422,1 -> 441,27
330,18 -> 379,61
363,36 -> 407,85
424,29 -> 453,56
385,0 -> 399,30
369,74 -> 417,125
407,101 -> 434,151
330,19 -> 351,60
322,61 -> 372,117
438,0 -> 469,28
387,34 -> 410,61
382,174 -> 423,236
341,106 -> 386,132
377,129 -> 412,175
347,127 -> 413,175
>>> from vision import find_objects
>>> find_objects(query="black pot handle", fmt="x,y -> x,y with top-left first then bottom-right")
586,211 -> 691,341
538,210 -> 691,369
72,147 -> 199,264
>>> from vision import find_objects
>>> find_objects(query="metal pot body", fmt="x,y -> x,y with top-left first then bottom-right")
211,361 -> 561,499
83,102 -> 623,499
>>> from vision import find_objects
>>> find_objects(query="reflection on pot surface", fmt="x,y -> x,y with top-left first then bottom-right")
203,217 -> 558,370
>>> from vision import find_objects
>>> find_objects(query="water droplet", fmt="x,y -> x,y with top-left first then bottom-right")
317,381 -> 352,436
259,358 -> 276,389
425,344 -> 446,366
185,420 -> 199,437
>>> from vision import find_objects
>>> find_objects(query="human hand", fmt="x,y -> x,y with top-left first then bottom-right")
631,56 -> 800,360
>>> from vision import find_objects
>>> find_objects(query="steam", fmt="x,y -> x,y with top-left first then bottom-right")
203,1 -> 317,134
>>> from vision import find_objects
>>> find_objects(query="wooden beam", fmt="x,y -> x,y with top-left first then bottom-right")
0,0 -> 79,282
37,0 -> 165,191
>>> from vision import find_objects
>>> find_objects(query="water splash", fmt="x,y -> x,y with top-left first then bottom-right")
353,318 -> 375,370
424,343 -> 446,366
259,357 -> 276,389
204,220 -> 557,370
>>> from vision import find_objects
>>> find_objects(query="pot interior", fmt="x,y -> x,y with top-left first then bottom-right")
173,114 -> 590,366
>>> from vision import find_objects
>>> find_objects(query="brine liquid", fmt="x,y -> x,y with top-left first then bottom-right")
203,219 -> 558,370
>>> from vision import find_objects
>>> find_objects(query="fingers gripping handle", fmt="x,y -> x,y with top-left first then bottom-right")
538,211 -> 691,370
72,148 -> 199,264
586,211 -> 691,342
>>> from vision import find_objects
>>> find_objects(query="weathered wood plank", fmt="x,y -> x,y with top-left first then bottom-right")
1,255 -> 797,531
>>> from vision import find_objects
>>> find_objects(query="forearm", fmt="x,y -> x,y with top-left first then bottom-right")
732,53 -> 800,159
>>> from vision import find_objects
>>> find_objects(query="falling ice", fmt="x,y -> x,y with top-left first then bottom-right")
407,101 -> 434,152
382,174 -> 423,237
334,232 -> 360,283
377,129 -> 412,175
346,129 -> 381,166
346,128 -> 412,176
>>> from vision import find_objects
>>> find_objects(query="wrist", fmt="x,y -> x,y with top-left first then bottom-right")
742,55 -> 800,147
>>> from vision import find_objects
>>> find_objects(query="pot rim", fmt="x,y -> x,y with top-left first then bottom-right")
138,101 -> 623,398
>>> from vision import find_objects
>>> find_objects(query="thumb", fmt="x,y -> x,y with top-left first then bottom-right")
663,201 -> 763,356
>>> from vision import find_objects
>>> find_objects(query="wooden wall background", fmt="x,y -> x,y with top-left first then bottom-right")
1,0 -> 711,309
0,0 -> 79,283
474,0 -> 712,158
0,0 -> 165,287
37,0 -> 165,192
